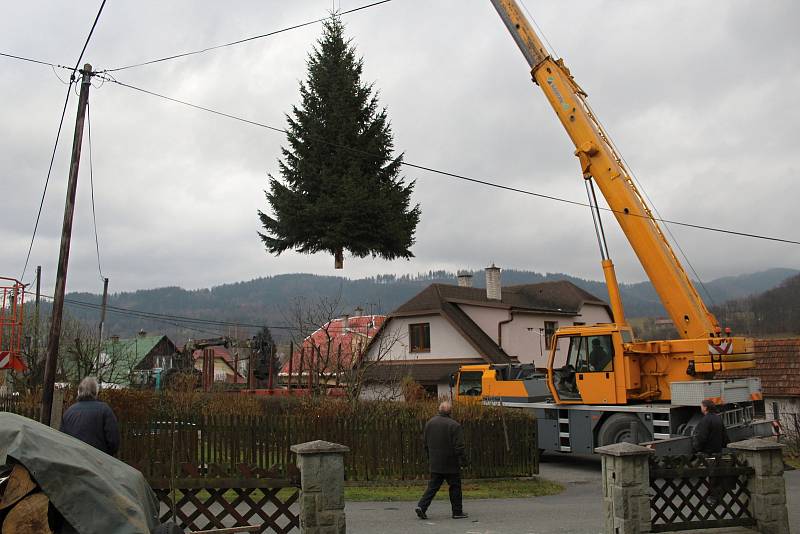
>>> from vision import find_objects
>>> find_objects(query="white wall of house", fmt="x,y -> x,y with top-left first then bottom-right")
577,303 -> 613,325
360,380 -> 454,401
459,304 -> 506,344
366,314 -> 481,363
458,302 -> 612,367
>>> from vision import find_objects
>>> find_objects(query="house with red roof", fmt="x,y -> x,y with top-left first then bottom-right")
280,315 -> 386,389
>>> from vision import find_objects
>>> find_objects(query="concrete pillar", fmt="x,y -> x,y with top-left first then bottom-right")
291,440 -> 350,534
728,438 -> 790,534
595,442 -> 653,534
49,388 -> 64,429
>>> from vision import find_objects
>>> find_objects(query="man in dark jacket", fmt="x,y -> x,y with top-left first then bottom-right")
60,376 -> 121,456
692,399 -> 728,454
692,399 -> 729,506
415,401 -> 468,520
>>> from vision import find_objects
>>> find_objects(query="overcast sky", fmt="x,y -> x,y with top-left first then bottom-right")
2,0 -> 799,296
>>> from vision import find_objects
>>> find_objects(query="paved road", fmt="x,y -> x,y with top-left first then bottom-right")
346,453 -> 800,534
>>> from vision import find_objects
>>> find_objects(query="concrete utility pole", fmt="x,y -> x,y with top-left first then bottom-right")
40,65 -> 92,426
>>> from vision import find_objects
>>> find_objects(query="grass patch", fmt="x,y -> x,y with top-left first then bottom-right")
344,477 -> 563,502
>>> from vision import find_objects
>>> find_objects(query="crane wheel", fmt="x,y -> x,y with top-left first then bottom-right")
597,414 -> 650,446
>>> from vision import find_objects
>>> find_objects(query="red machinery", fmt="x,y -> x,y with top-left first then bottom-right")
0,277 -> 26,371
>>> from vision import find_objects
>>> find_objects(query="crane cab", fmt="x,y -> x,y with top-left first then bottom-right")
547,325 -> 635,405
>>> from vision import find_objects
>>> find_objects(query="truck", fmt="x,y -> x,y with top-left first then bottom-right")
450,0 -> 774,454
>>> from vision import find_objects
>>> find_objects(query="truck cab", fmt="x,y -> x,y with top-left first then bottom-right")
548,324 -> 635,405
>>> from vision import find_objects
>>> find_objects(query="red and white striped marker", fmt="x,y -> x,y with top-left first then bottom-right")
0,351 -> 25,371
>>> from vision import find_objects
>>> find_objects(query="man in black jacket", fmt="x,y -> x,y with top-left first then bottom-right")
692,399 -> 729,506
692,399 -> 728,454
415,401 -> 468,520
60,376 -> 120,456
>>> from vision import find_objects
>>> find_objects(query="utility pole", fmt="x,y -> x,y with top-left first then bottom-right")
34,266 -> 41,363
40,65 -> 92,425
96,276 -> 109,370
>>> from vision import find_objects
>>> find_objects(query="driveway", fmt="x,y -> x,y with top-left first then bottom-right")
345,453 -> 800,534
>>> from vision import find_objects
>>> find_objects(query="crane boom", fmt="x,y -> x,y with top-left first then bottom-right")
490,0 -> 719,339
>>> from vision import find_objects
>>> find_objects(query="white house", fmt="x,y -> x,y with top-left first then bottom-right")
361,266 -> 612,399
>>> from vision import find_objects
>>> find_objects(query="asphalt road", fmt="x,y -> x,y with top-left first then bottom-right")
346,453 -> 800,534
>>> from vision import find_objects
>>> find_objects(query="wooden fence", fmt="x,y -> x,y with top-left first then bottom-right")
2,395 -> 538,481
118,412 -> 537,481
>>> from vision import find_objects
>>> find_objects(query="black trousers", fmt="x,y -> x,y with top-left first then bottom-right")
417,472 -> 463,514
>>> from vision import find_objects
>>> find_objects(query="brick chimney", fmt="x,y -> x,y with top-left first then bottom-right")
457,271 -> 473,288
485,264 -> 501,300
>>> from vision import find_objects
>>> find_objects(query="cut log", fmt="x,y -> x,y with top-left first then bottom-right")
0,465 -> 36,510
1,492 -> 52,534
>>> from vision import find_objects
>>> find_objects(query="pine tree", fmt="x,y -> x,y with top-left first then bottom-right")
258,16 -> 420,269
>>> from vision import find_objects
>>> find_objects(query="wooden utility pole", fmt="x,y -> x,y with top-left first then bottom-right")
96,276 -> 109,370
40,65 -> 92,425
33,266 -> 41,358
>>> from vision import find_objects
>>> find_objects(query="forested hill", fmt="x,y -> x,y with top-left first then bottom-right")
712,272 -> 800,336
58,267 -> 798,343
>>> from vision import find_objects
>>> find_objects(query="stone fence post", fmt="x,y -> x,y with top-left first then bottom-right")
595,442 -> 653,534
50,388 -> 65,429
291,440 -> 350,534
728,438 -> 790,534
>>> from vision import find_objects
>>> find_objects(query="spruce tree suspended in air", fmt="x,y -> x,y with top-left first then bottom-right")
258,16 -> 420,269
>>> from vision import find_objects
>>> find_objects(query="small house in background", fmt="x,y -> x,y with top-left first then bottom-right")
192,345 -> 246,384
106,331 -> 179,388
280,315 -> 386,388
360,265 -> 612,399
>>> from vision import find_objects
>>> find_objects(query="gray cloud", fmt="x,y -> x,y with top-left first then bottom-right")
1,0 -> 798,296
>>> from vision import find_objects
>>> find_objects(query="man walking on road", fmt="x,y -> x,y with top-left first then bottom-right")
60,376 -> 121,456
416,400 -> 469,520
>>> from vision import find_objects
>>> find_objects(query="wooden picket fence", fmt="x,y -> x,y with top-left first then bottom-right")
2,394 -> 538,481
118,412 -> 537,481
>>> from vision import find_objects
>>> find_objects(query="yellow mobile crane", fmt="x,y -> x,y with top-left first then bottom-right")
452,1 -> 773,452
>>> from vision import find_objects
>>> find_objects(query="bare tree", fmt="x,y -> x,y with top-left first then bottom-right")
280,294 -> 405,400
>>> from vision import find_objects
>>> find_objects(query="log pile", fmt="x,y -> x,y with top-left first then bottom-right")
0,462 -> 68,534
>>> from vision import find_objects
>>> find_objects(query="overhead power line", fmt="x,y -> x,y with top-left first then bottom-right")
72,0 -> 107,74
35,291 -> 295,331
86,101 -> 105,280
20,0 -> 108,281
102,0 -> 393,73
99,75 -> 800,248
0,51 -> 71,70
20,82 -> 74,281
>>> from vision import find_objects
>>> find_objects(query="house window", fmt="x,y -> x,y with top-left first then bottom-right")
544,321 -> 558,350
409,323 -> 431,353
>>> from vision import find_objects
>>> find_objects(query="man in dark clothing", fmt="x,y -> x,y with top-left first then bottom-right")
589,338 -> 611,371
692,399 -> 729,506
60,376 -> 120,456
692,399 -> 728,454
415,401 -> 468,520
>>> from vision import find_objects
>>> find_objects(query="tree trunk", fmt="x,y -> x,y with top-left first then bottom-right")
2,492 -> 52,534
334,247 -> 343,269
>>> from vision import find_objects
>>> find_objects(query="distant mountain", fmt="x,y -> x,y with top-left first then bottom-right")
712,272 -> 800,336
53,268 -> 798,344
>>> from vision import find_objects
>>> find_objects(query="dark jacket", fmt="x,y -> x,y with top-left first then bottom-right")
692,412 -> 728,454
60,399 -> 120,456
423,413 -> 466,474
